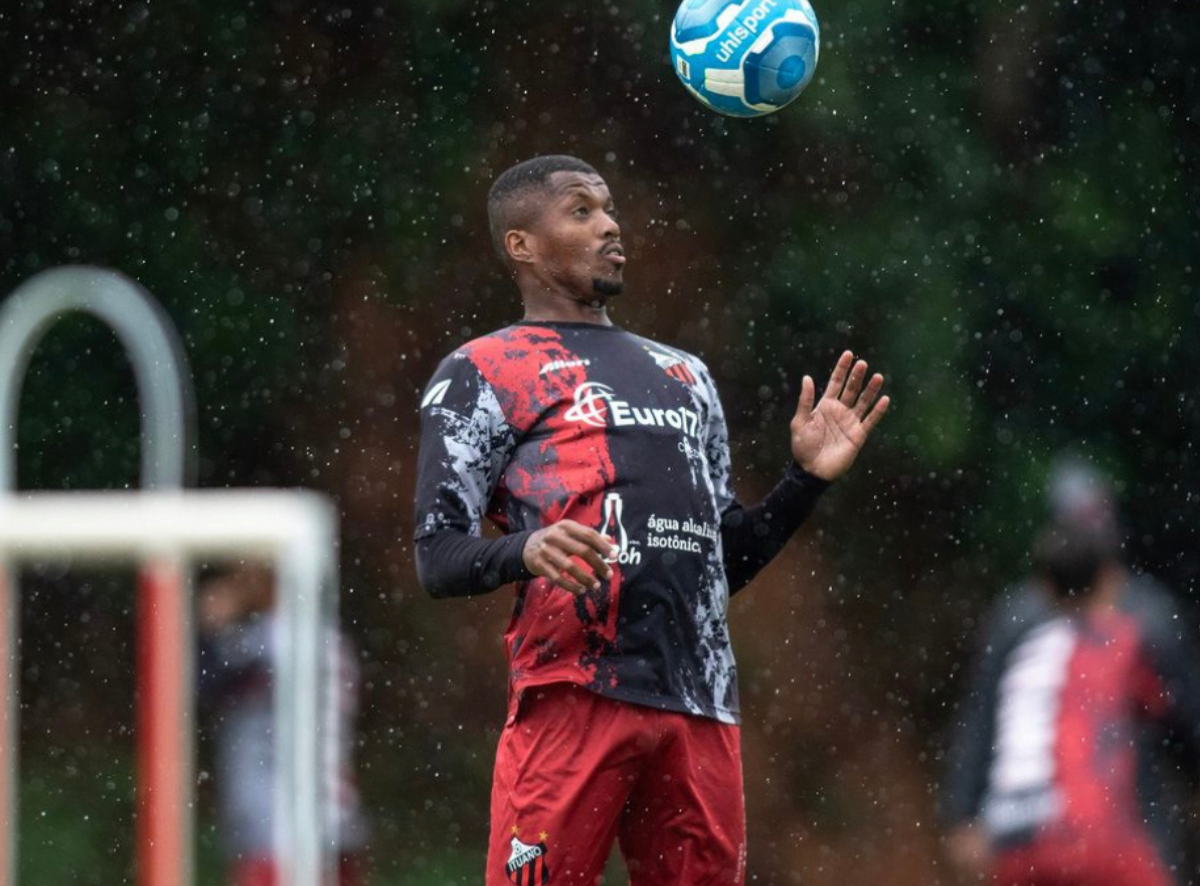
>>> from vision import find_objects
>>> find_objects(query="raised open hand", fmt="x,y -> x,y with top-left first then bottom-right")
790,350 -> 889,481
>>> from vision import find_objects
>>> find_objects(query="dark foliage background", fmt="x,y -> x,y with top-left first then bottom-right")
1,0 -> 1197,883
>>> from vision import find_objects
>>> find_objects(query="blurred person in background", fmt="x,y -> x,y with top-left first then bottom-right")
197,562 -> 370,886
941,456 -> 1200,885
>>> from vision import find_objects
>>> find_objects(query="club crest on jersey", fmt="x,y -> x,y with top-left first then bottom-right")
563,382 -> 702,439
646,349 -> 697,385
505,835 -> 549,884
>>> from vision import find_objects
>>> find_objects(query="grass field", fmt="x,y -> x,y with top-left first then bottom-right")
16,744 -> 480,883
16,750 -> 615,885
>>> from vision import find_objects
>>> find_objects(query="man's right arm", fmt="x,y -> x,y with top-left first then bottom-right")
413,352 -> 521,598
413,352 -> 620,599
941,586 -> 1041,829
415,529 -> 534,598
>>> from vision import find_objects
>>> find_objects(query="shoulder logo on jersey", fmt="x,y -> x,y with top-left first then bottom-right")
505,833 -> 550,884
420,379 -> 452,409
646,349 -> 697,385
563,382 -> 701,439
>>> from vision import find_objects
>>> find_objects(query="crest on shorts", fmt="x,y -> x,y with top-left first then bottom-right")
505,834 -> 550,884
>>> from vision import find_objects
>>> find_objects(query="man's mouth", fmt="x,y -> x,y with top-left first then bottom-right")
600,244 -> 626,266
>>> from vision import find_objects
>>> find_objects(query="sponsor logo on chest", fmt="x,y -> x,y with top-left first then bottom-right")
562,382 -> 702,438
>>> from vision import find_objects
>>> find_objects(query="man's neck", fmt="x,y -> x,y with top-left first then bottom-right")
1086,562 -> 1125,611
1048,562 -> 1126,616
521,287 -> 614,325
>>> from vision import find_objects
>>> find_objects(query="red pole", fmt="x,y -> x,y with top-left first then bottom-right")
0,568 -> 14,886
136,559 -> 189,886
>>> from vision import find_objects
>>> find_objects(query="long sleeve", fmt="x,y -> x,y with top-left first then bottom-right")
939,585 -> 1045,827
696,364 -> 830,596
415,528 -> 535,598
1129,574 -> 1200,761
413,351 -> 520,597
1121,573 -> 1200,869
940,637 -> 1002,828
721,462 -> 829,596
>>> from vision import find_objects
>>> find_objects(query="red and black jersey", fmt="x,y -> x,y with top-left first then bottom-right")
414,321 -> 827,724
982,608 -> 1159,839
943,576 -> 1200,874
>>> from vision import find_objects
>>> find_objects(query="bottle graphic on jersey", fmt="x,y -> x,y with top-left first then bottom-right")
600,492 -> 640,566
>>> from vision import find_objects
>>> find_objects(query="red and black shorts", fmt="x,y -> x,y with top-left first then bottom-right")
487,682 -> 745,886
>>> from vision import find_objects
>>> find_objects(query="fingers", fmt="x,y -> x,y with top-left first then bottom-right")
523,521 -> 618,595
841,359 -> 869,407
542,547 -> 604,595
823,352 -> 886,416
860,392 -> 891,435
852,372 -> 886,419
795,374 -> 815,420
822,350 -> 854,401
558,522 -> 617,580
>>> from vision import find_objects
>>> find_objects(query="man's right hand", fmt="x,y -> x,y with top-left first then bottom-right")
523,520 -> 619,595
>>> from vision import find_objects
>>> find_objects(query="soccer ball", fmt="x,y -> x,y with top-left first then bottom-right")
669,0 -> 820,118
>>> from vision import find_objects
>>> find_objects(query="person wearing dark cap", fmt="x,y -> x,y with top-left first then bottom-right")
941,456 -> 1200,885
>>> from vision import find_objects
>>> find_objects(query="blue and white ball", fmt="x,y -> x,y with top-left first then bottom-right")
669,0 -> 820,118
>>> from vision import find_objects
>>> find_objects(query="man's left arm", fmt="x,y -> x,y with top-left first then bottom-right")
715,350 -> 889,595
719,463 -> 830,596
1134,578 -> 1200,760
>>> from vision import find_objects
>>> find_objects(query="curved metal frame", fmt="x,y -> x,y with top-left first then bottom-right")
0,265 -> 196,492
0,266 -> 195,886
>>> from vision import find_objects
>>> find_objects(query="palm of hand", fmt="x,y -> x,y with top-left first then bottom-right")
790,351 -> 889,481
792,399 -> 867,480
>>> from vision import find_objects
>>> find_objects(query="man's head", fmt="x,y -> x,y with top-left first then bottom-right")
1034,454 -> 1124,603
197,561 -> 277,631
487,155 -> 625,301
1047,454 -> 1120,540
1032,520 -> 1117,601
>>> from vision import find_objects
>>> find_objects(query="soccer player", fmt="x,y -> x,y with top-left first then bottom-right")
941,460 -> 1200,886
197,563 -> 370,886
412,154 -> 889,885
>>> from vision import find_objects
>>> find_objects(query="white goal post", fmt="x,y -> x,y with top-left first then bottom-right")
0,266 -> 340,886
0,490 -> 340,886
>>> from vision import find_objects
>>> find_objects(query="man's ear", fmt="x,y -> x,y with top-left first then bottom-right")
505,229 -> 536,265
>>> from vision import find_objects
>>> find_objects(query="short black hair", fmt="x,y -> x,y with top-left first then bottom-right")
1032,520 -> 1116,600
487,155 -> 599,263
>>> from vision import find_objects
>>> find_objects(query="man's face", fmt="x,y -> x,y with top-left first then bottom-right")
523,170 -> 625,299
